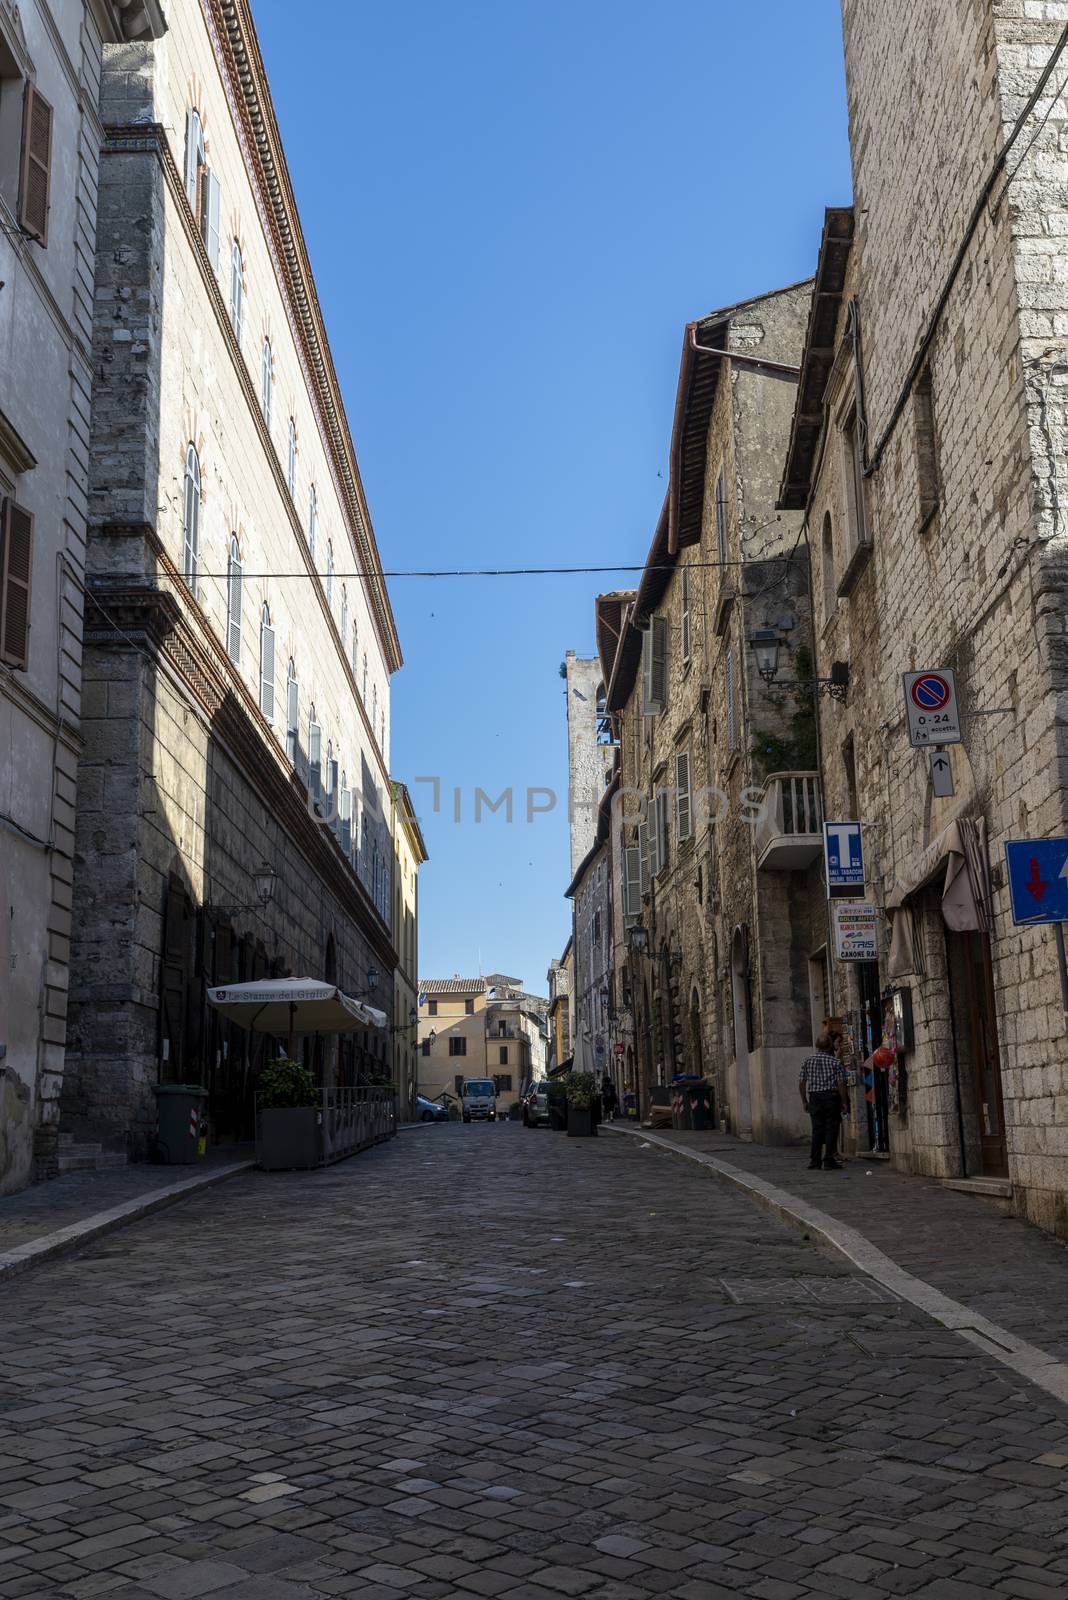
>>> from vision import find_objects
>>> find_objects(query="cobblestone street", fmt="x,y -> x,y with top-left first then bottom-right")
2,1125 -> 1068,1600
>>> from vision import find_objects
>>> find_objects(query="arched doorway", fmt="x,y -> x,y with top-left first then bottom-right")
730,926 -> 754,1138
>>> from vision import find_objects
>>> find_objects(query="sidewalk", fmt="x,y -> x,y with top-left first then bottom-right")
604,1121 -> 1068,1388
0,1146 -> 253,1279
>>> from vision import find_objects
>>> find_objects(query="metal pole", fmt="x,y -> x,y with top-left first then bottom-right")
1055,923 -> 1068,1034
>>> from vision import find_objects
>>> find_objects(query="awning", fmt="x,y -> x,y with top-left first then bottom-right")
886,818 -> 991,977
548,1056 -> 573,1078
207,979 -> 388,1053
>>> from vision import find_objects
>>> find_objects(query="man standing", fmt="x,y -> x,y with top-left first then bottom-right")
799,1032 -> 850,1171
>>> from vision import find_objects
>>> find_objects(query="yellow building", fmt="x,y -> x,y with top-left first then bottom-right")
418,975 -> 548,1113
547,939 -> 574,1069
391,783 -> 428,1121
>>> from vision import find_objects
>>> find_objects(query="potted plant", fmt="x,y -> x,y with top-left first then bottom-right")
547,1079 -> 568,1131
565,1071 -> 598,1138
257,1058 -> 321,1170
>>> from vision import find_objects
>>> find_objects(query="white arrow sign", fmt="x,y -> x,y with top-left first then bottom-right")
929,746 -> 955,798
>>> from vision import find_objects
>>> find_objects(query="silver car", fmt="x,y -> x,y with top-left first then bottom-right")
522,1081 -> 551,1127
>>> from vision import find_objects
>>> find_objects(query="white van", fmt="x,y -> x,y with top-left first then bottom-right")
461,1078 -> 498,1123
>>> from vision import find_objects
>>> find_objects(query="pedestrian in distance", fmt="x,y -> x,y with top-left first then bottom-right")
799,1031 -> 851,1171
601,1073 -> 617,1121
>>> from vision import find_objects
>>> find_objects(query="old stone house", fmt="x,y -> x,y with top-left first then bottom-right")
779,1 -> 1068,1235
566,776 -> 616,1081
418,976 -> 547,1112
602,283 -> 818,1137
63,0 -> 402,1161
0,0 -> 166,1192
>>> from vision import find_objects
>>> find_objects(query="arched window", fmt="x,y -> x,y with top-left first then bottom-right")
308,486 -> 317,563
226,534 -> 242,663
326,540 -> 334,606
229,243 -> 244,343
821,510 -> 836,623
287,419 -> 297,498
325,739 -> 335,822
182,444 -> 200,592
351,617 -> 358,675
340,584 -> 348,642
260,339 -> 273,429
372,683 -> 377,732
286,659 -> 299,766
308,702 -> 321,799
259,603 -> 275,721
184,109 -> 205,212
362,652 -> 368,704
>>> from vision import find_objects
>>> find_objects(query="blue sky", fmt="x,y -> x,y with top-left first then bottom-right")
253,0 -> 853,995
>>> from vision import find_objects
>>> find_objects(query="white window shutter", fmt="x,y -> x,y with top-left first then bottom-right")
677,750 -> 692,842
184,110 -> 199,209
641,624 -> 654,716
624,845 -> 642,921
286,675 -> 299,764
203,169 -> 221,271
226,550 -> 242,663
651,616 -> 668,709
309,720 -> 321,797
260,621 -> 275,721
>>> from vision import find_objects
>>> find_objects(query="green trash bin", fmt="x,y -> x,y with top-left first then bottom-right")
153,1083 -> 207,1164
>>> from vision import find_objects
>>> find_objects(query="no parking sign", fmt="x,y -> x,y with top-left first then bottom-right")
902,668 -> 961,747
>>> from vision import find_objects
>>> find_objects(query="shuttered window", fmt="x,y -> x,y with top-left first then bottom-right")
726,648 -> 737,752
340,782 -> 352,854
259,604 -> 275,721
362,653 -> 368,703
340,585 -> 348,646
351,619 -> 358,676
225,535 -> 242,663
641,615 -> 667,715
308,487 -> 317,562
201,169 -> 221,270
715,469 -> 727,566
0,498 -> 34,670
308,709 -> 321,799
260,341 -> 273,429
229,243 -> 244,342
18,85 -> 52,245
287,419 -> 297,497
655,788 -> 670,877
623,844 -> 642,924
182,445 -> 200,592
285,661 -> 299,765
676,749 -> 693,842
680,566 -> 691,665
326,540 -> 334,607
184,109 -> 204,212
638,819 -> 650,895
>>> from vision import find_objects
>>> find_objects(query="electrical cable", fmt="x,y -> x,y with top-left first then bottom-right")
95,556 -> 795,583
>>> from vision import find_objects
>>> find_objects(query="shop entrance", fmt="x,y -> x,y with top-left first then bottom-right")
948,929 -> 1007,1177
856,961 -> 891,1154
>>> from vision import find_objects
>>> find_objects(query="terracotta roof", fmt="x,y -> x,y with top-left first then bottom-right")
778,209 -> 855,511
419,978 -> 486,995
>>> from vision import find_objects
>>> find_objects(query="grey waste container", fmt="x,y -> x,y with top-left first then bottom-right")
153,1083 -> 207,1164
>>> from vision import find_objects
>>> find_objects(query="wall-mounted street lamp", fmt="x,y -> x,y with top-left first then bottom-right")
627,925 -> 649,955
747,628 -> 850,704
212,863 -> 277,918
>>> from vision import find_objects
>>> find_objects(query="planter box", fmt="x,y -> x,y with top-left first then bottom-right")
566,1106 -> 596,1137
258,1106 -> 321,1170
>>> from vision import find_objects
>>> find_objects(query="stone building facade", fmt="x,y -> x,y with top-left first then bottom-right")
602,284 -> 816,1137
546,943 -> 572,1070
778,1 -> 1068,1233
566,778 -> 615,1080
418,976 -> 547,1111
63,0 -> 402,1160
564,650 -> 615,877
0,0 -> 165,1192
391,782 -> 427,1122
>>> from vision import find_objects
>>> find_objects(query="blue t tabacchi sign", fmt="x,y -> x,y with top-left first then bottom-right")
824,821 -> 865,899
1005,838 -> 1068,925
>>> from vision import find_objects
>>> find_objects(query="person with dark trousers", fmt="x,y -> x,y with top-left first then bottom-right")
601,1074 -> 617,1121
799,1032 -> 850,1170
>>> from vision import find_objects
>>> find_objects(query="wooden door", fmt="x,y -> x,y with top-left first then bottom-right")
963,932 -> 1008,1177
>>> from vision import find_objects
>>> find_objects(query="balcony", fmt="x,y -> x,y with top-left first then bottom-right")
756,772 -> 822,871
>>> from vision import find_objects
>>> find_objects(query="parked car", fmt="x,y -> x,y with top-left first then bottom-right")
415,1095 -> 449,1124
522,1082 -> 551,1127
461,1078 -> 498,1122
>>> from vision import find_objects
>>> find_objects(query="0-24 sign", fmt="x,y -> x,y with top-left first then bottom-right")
902,668 -> 961,748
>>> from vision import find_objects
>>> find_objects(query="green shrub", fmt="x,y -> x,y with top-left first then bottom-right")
564,1071 -> 598,1110
259,1058 -> 317,1109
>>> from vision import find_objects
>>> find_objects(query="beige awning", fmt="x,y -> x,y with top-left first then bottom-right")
207,978 -> 388,1037
885,818 -> 991,977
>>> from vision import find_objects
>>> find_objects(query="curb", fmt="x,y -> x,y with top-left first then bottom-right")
603,1124 -> 1068,1407
0,1160 -> 255,1284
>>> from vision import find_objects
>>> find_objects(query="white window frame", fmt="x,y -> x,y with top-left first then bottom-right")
676,749 -> 693,843
308,707 -> 322,800
308,486 -> 317,563
326,539 -> 334,607
229,241 -> 244,344
260,339 -> 273,430
225,533 -> 242,663
286,660 -> 299,766
182,444 -> 200,593
287,418 -> 297,498
184,109 -> 204,214
259,603 -> 275,722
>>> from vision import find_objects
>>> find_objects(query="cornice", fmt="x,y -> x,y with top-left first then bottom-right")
102,123 -> 393,790
205,0 -> 402,676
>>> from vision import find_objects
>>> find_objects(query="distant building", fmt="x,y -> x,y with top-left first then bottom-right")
547,942 -> 573,1070
418,976 -> 548,1112
564,651 -> 615,877
390,783 -> 427,1122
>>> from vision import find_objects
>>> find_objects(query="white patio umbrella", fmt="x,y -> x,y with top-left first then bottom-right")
207,978 -> 388,1058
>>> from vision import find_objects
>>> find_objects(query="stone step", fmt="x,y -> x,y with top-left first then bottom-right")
940,1176 -> 1013,1200
57,1149 -> 128,1173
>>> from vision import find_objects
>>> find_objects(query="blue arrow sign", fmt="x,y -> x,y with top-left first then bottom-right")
824,821 -> 865,899
1005,838 -> 1068,924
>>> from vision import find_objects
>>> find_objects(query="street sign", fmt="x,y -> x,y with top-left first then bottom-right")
823,821 -> 865,899
832,901 -> 880,961
613,1041 -> 625,1057
1005,838 -> 1068,924
903,668 -> 962,747
929,747 -> 955,798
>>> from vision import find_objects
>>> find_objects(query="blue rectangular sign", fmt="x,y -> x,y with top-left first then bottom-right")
824,821 -> 865,899
1005,838 -> 1068,924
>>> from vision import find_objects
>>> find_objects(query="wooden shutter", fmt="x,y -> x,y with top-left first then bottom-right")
638,820 -> 650,895
651,616 -> 667,711
286,674 -> 299,764
726,649 -> 737,752
202,168 -> 221,270
18,85 -> 52,245
259,618 -> 275,721
676,750 -> 692,842
0,499 -> 34,670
